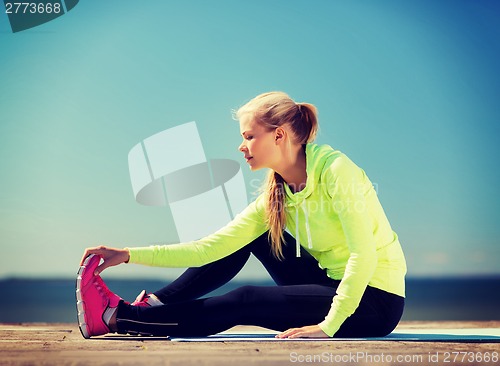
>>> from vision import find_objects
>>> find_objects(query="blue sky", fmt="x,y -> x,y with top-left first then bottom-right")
0,0 -> 499,279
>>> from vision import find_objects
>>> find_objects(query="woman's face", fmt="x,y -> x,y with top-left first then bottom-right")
238,114 -> 279,171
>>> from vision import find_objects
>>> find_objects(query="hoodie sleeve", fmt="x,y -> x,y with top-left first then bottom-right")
127,195 -> 268,268
318,155 -> 378,337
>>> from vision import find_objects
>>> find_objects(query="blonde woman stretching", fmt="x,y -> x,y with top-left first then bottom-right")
77,91 -> 406,339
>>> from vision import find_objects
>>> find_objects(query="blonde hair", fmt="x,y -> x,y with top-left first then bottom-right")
236,91 -> 318,259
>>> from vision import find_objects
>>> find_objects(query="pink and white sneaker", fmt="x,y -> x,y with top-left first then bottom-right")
131,289 -> 164,307
76,254 -> 121,338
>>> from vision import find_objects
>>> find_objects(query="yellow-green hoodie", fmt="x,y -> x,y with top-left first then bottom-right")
128,143 -> 407,336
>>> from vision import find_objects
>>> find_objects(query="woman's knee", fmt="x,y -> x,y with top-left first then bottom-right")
227,285 -> 263,304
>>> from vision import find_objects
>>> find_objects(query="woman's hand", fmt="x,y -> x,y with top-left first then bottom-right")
276,325 -> 330,339
80,246 -> 130,275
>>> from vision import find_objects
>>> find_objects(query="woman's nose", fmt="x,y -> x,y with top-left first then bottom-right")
239,141 -> 246,152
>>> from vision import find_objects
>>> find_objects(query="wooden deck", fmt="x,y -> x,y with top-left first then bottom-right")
1,321 -> 499,365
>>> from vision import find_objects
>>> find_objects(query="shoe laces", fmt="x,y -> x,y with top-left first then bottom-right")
93,275 -> 115,300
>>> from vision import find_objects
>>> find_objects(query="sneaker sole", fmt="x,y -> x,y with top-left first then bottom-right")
76,254 -> 97,339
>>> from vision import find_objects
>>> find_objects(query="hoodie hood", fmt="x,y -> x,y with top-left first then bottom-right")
284,143 -> 336,206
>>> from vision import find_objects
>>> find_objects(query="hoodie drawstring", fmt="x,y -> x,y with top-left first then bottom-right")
295,209 -> 301,257
295,201 -> 313,257
302,201 -> 313,250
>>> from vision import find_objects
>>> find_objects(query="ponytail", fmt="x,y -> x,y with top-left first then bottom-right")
265,171 -> 286,259
296,103 -> 318,143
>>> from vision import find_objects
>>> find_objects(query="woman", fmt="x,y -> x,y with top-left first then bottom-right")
77,91 -> 406,339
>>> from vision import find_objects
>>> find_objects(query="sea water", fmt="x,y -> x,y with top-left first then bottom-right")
0,277 -> 498,323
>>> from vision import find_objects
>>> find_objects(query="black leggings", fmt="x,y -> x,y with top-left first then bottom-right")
116,232 -> 404,337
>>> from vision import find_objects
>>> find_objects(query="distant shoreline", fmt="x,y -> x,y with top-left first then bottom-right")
1,277 -> 499,323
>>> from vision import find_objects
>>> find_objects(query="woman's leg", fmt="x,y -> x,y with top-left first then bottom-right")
335,287 -> 405,338
116,285 -> 404,338
116,283 -> 403,338
116,284 -> 337,337
151,246 -> 252,303
152,231 -> 332,304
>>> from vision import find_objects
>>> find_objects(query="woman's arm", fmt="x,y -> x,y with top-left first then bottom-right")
318,155 -> 378,336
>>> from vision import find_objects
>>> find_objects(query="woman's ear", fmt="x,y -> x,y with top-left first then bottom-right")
274,127 -> 286,144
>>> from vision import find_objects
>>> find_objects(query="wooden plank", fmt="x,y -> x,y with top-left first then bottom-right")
0,322 -> 499,366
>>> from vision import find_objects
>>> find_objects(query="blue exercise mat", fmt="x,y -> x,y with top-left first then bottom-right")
169,328 -> 500,342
